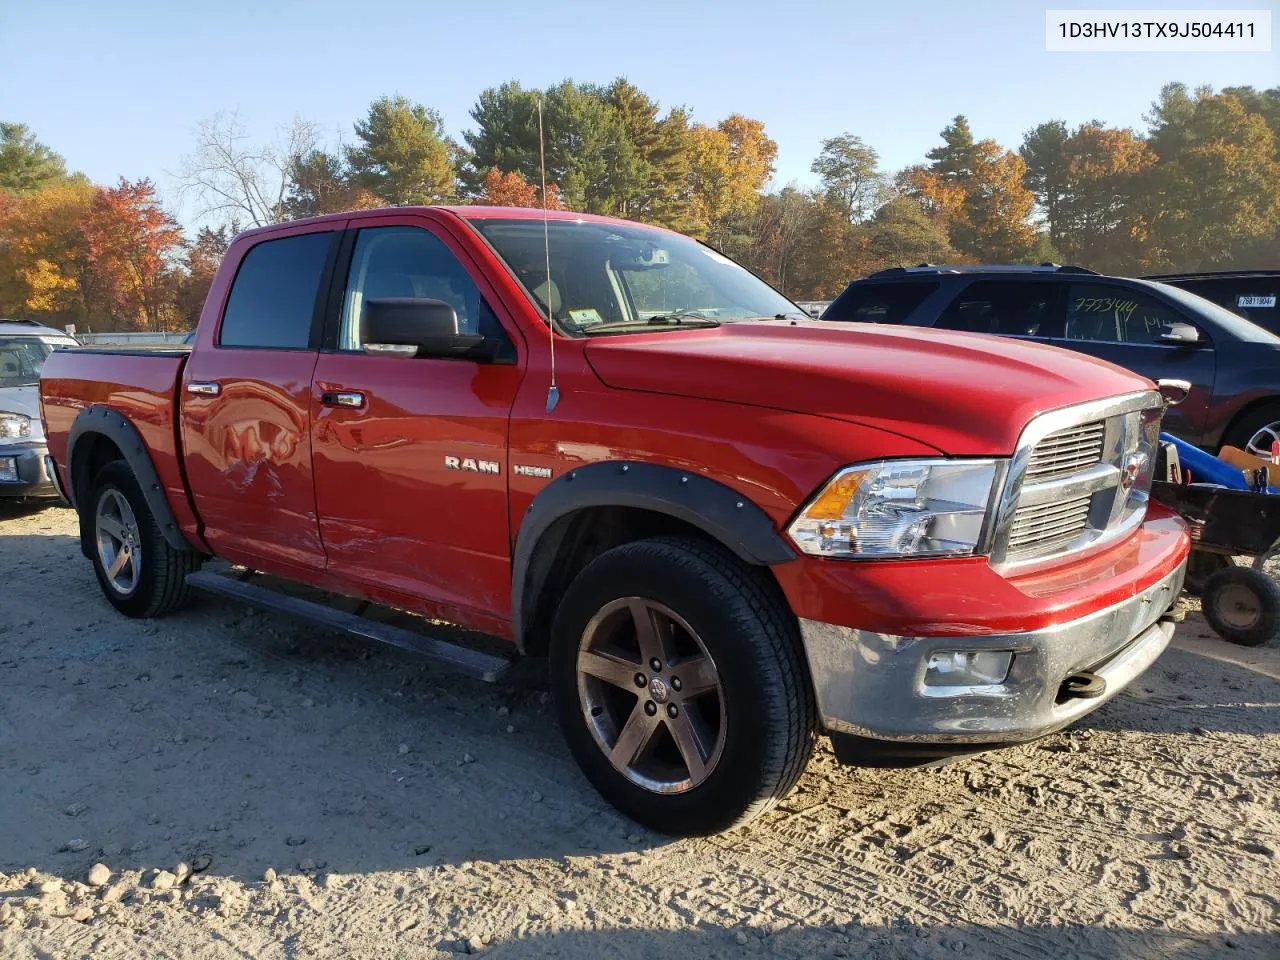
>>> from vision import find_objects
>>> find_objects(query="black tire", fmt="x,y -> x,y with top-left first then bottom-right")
1202,566 -> 1280,647
1221,401 -> 1280,456
1184,550 -> 1232,597
549,536 -> 815,836
86,461 -> 200,618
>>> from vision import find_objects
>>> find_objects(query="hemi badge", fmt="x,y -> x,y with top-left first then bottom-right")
513,464 -> 553,479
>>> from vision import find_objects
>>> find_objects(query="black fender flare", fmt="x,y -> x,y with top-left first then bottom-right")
66,405 -> 195,555
511,460 -> 795,647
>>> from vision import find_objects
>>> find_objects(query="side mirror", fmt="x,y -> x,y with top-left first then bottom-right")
362,298 -> 487,359
1157,322 -> 1200,346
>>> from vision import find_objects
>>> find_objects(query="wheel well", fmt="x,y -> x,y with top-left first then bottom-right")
1220,397 -> 1280,451
70,433 -> 125,508
518,506 -> 788,656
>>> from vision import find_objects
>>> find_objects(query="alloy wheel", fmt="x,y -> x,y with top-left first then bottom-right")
575,597 -> 727,794
95,487 -> 141,595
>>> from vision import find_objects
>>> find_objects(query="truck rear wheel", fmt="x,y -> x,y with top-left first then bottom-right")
87,461 -> 199,618
549,536 -> 815,835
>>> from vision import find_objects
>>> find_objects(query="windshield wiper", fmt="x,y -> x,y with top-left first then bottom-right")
583,313 -> 720,335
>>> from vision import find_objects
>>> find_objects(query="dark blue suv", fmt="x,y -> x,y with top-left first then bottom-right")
821,264 -> 1280,454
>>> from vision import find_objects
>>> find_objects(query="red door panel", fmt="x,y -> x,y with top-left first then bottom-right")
311,356 -> 520,628
182,350 -> 324,570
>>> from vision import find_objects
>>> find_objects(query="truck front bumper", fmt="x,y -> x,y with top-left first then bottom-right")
0,443 -> 60,500
800,560 -> 1183,751
781,508 -> 1190,764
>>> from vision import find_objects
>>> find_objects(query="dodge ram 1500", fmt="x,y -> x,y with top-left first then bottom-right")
40,206 -> 1190,834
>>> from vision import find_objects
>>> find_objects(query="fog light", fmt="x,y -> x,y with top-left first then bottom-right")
0,457 -> 17,483
924,650 -> 1013,687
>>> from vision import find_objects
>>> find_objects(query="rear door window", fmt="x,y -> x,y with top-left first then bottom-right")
935,281 -> 1061,336
219,232 -> 335,349
824,282 -> 938,324
1064,283 -> 1183,343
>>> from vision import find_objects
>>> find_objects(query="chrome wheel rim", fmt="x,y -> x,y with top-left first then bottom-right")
1245,421 -> 1280,459
95,488 -> 141,595
1216,583 -> 1261,630
576,597 -> 726,794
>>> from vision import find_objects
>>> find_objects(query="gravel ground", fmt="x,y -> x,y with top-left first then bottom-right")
1,503 -> 1277,959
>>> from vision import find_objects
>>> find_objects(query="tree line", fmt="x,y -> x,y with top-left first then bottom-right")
1,79 -> 1276,332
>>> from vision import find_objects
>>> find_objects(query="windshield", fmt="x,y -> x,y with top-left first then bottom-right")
470,218 -> 806,335
0,336 -> 64,387
1141,280 -> 1280,345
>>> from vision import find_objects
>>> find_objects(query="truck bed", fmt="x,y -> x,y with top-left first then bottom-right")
40,346 -> 195,536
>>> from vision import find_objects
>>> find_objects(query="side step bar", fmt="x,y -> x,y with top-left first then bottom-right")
185,570 -> 512,682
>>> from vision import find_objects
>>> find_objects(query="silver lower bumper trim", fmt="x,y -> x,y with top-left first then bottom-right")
799,559 -> 1186,744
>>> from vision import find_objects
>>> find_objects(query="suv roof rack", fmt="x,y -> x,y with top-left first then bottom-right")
1145,269 -> 1279,280
865,263 -> 1098,279
0,318 -> 44,325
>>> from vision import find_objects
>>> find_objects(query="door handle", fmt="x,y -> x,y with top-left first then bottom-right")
1157,379 -> 1191,406
186,382 -> 221,397
321,391 -> 365,409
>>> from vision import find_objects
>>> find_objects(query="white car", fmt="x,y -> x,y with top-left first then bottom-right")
0,320 -> 79,499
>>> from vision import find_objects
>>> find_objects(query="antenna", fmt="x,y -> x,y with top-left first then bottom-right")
537,97 -> 559,413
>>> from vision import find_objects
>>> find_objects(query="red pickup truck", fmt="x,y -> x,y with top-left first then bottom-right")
40,206 -> 1189,834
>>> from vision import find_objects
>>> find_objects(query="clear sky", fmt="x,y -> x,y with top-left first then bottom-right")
3,0 -> 1276,224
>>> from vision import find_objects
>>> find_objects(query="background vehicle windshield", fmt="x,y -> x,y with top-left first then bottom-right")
471,218 -> 806,334
0,336 -> 60,387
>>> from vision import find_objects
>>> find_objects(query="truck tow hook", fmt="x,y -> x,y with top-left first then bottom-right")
1059,671 -> 1107,701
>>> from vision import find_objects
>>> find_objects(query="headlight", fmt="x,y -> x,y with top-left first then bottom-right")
0,413 -> 31,440
788,459 -> 1002,558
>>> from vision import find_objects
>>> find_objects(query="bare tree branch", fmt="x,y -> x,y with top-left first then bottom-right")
172,111 -> 321,229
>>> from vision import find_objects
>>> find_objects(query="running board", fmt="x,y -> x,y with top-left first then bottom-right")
185,569 -> 512,682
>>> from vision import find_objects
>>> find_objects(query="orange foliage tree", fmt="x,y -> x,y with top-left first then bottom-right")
476,168 -> 564,208
80,178 -> 186,330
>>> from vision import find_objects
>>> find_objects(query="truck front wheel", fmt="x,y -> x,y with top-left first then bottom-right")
87,461 -> 200,618
549,536 -> 815,835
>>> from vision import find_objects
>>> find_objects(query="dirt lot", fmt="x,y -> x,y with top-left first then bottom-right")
0,503 -> 1277,959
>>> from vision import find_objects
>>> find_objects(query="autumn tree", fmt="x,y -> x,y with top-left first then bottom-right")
173,225 -> 231,327
732,186 -> 824,295
0,123 -> 72,194
689,114 -> 777,244
907,115 -> 1040,262
0,180 -> 95,323
475,168 -> 563,208
858,195 -> 957,270
1143,83 -> 1280,270
347,96 -> 456,205
80,178 -> 186,330
811,134 -> 884,222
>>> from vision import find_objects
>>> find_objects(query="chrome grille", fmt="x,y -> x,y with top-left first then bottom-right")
992,391 -> 1163,569
1008,495 -> 1092,552
1024,423 -> 1106,483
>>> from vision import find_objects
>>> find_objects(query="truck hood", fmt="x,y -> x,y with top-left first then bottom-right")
583,321 -> 1152,455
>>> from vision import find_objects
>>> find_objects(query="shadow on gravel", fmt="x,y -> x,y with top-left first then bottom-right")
0,500 -> 67,522
1080,629 -> 1280,736
471,925 -> 1278,960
